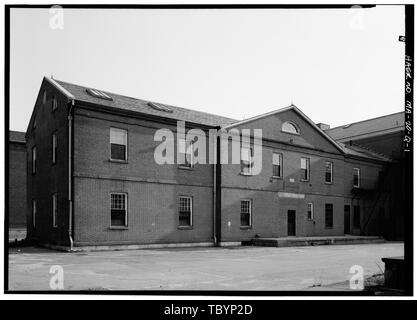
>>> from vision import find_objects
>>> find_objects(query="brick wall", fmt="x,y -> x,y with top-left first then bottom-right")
9,141 -> 27,228
26,80 -> 70,245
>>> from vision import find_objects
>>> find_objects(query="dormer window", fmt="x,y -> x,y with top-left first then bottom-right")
282,121 -> 300,135
86,88 -> 113,101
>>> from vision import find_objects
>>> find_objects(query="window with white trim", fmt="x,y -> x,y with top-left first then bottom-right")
273,153 -> 283,178
110,128 -> 127,161
301,157 -> 310,181
325,161 -> 333,183
241,146 -> 253,175
52,193 -> 58,228
110,193 -> 127,227
307,203 -> 314,220
52,133 -> 57,164
240,199 -> 252,227
32,199 -> 36,228
353,168 -> 360,188
178,196 -> 192,227
32,146 -> 36,174
52,96 -> 58,111
178,139 -> 194,168
282,121 -> 300,134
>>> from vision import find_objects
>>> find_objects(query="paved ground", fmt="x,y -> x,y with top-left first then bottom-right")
8,242 -> 403,291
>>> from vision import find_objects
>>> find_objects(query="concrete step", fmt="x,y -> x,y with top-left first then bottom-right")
251,235 -> 385,247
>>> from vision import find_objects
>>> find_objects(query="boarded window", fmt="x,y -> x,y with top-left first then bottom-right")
353,205 -> 361,228
178,196 -> 192,226
301,157 -> 310,181
240,199 -> 252,227
325,204 -> 333,228
273,153 -> 283,178
111,193 -> 127,227
110,128 -> 127,161
325,161 -> 333,183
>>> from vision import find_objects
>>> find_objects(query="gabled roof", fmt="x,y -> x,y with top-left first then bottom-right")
326,111 -> 404,141
9,130 -> 26,143
223,104 -> 346,154
53,79 -> 237,127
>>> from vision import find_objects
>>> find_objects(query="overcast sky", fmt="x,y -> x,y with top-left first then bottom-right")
10,6 -> 405,132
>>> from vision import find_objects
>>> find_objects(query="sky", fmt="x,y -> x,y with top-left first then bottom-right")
9,6 -> 405,132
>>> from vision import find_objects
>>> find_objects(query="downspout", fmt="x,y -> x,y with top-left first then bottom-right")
68,99 -> 75,251
212,129 -> 217,246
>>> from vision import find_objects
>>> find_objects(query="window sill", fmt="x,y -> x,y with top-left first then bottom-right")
325,226 -> 334,229
109,159 -> 128,164
178,166 -> 194,170
240,226 -> 252,230
108,226 -> 128,230
272,176 -> 282,179
325,182 -> 333,185
300,179 -> 310,182
240,172 -> 253,176
178,226 -> 193,230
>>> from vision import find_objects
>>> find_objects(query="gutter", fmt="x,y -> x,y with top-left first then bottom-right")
212,129 -> 218,246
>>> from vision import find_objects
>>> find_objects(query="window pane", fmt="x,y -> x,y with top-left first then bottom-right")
111,144 -> 126,160
282,122 -> 299,134
111,210 -> 126,226
178,197 -> 192,226
110,128 -> 127,145
240,200 -> 251,227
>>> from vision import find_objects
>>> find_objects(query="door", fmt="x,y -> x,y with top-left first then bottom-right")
287,210 -> 296,236
344,205 -> 351,234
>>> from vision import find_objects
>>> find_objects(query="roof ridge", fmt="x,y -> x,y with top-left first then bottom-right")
55,79 -> 237,123
326,111 -> 404,132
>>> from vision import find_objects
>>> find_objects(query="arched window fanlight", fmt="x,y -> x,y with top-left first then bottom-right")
282,121 -> 300,134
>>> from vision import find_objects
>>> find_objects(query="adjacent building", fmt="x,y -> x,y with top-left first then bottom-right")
24,77 -> 403,250
9,130 -> 27,241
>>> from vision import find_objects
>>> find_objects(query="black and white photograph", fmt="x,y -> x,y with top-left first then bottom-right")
2,2 -> 414,303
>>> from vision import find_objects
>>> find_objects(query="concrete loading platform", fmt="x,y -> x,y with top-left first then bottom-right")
250,235 -> 385,247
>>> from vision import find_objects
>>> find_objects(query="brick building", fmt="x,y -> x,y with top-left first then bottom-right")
25,77 -> 401,250
8,131 -> 27,241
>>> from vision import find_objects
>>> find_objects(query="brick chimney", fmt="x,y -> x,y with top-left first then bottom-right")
316,123 -> 330,130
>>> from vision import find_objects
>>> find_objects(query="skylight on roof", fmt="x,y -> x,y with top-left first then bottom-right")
147,102 -> 173,113
86,88 -> 113,101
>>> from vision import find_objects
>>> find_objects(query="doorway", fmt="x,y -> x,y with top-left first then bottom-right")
287,210 -> 296,236
344,205 -> 351,234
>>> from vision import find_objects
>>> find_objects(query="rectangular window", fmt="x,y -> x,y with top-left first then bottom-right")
273,153 -> 283,178
32,199 -> 36,228
307,203 -> 314,220
52,193 -> 58,228
241,146 -> 253,175
353,168 -> 360,188
325,161 -> 333,183
325,203 -> 333,228
301,157 -> 310,181
178,139 -> 194,168
52,96 -> 58,111
52,134 -> 57,164
110,193 -> 127,227
240,199 -> 252,227
32,146 -> 36,174
178,196 -> 192,227
110,128 -> 127,161
353,205 -> 361,228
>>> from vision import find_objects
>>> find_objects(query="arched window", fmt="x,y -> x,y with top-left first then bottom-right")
282,121 -> 300,134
